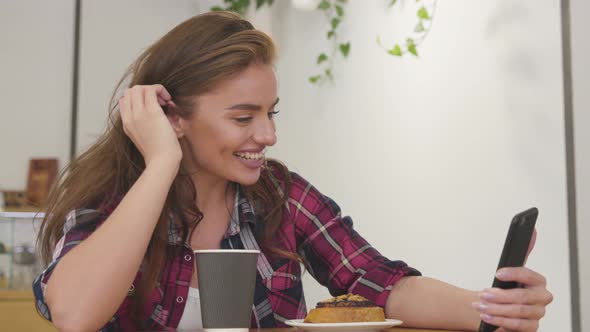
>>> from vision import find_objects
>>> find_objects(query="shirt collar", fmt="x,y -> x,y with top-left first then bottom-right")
225,185 -> 256,237
168,184 -> 257,244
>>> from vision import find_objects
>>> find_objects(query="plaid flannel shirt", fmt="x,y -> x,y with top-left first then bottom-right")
33,171 -> 420,330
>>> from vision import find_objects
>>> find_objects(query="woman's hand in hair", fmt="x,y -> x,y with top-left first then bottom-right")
119,85 -> 183,168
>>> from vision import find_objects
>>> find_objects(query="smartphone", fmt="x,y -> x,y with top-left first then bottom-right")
479,207 -> 538,332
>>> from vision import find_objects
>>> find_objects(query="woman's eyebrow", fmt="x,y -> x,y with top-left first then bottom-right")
225,97 -> 280,111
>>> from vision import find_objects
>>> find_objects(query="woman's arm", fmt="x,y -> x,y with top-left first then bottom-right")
45,159 -> 179,332
386,276 -> 480,331
387,267 -> 552,332
45,85 -> 181,332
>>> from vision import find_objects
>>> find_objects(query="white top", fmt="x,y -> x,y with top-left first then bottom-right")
193,249 -> 260,254
177,287 -> 202,330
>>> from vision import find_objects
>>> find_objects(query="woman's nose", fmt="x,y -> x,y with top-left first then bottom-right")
253,118 -> 277,146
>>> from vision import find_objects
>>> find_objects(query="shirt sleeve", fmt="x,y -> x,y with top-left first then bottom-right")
289,172 -> 422,308
32,208 -> 108,321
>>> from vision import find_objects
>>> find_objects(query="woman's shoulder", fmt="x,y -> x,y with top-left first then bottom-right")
267,160 -> 312,189
266,159 -> 326,208
62,195 -> 122,234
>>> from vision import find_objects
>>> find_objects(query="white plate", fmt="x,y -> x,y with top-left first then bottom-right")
284,319 -> 403,331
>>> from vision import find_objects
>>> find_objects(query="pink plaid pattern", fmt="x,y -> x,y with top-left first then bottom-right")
33,170 -> 420,330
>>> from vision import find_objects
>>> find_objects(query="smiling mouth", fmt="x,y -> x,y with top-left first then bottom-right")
233,151 -> 265,161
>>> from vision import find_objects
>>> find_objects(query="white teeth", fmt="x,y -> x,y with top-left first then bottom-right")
235,152 -> 265,160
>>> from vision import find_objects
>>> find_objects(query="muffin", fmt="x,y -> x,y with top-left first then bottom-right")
304,294 -> 386,323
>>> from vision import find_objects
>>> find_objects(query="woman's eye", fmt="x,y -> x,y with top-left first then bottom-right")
235,117 -> 253,123
268,110 -> 280,119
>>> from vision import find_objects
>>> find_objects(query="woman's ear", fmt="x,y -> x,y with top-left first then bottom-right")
167,113 -> 185,138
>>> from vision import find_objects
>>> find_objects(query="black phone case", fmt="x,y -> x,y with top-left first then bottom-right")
479,207 -> 538,332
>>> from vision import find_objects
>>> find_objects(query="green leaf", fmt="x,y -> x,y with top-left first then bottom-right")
309,75 -> 321,84
336,0 -> 347,3
406,38 -> 418,56
324,68 -> 333,79
318,0 -> 330,10
389,0 -> 397,7
414,21 -> 425,32
229,0 -> 250,15
335,5 -> 344,17
256,0 -> 274,8
232,7 -> 247,15
327,30 -> 335,39
211,6 -> 224,11
317,53 -> 328,64
339,42 -> 350,57
331,17 -> 341,30
388,44 -> 402,56
408,44 -> 418,56
417,6 -> 430,20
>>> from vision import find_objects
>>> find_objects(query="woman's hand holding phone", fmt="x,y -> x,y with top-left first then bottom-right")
118,85 -> 183,168
474,228 -> 554,332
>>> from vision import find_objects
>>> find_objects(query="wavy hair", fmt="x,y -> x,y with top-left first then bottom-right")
37,11 -> 297,328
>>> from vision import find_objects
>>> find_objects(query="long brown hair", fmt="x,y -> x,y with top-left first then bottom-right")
37,11 -> 296,327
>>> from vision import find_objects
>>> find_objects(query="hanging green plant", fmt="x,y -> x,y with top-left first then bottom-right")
308,0 -> 350,85
211,0 -> 275,15
210,0 -> 436,85
377,0 -> 437,57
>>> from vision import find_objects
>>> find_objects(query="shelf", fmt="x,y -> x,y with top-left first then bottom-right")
0,291 -> 57,331
0,212 -> 45,219
0,213 -> 42,292
0,289 -> 34,301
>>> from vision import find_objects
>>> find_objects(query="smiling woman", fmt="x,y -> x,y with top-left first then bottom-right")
30,10 -> 552,332
177,64 -> 280,186
33,11 -> 311,331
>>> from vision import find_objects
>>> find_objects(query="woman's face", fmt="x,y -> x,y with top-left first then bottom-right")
179,63 -> 279,186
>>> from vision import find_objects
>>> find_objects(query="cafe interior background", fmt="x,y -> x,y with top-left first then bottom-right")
0,0 -> 588,331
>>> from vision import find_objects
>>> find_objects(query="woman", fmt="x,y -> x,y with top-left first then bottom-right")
34,11 -> 552,332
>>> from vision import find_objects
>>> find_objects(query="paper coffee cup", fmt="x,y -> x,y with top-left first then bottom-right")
194,249 -> 259,328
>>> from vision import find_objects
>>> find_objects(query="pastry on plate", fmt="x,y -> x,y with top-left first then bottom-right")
303,293 -> 386,323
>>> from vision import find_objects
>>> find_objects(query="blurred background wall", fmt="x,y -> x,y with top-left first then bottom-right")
270,1 -> 571,331
0,1 -> 586,331
0,1 -> 74,190
571,0 -> 589,330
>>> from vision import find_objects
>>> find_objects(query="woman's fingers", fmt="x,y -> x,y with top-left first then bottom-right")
472,301 -> 545,319
144,85 -> 173,112
495,267 -> 547,288
144,86 -> 163,112
152,84 -> 172,102
475,266 -> 552,332
116,84 -> 182,165
524,229 -> 537,263
480,314 -> 539,332
480,286 -> 553,305
148,84 -> 172,107
129,85 -> 145,112
121,85 -> 173,115
119,90 -> 131,115
157,96 -> 167,106
119,90 -> 132,134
